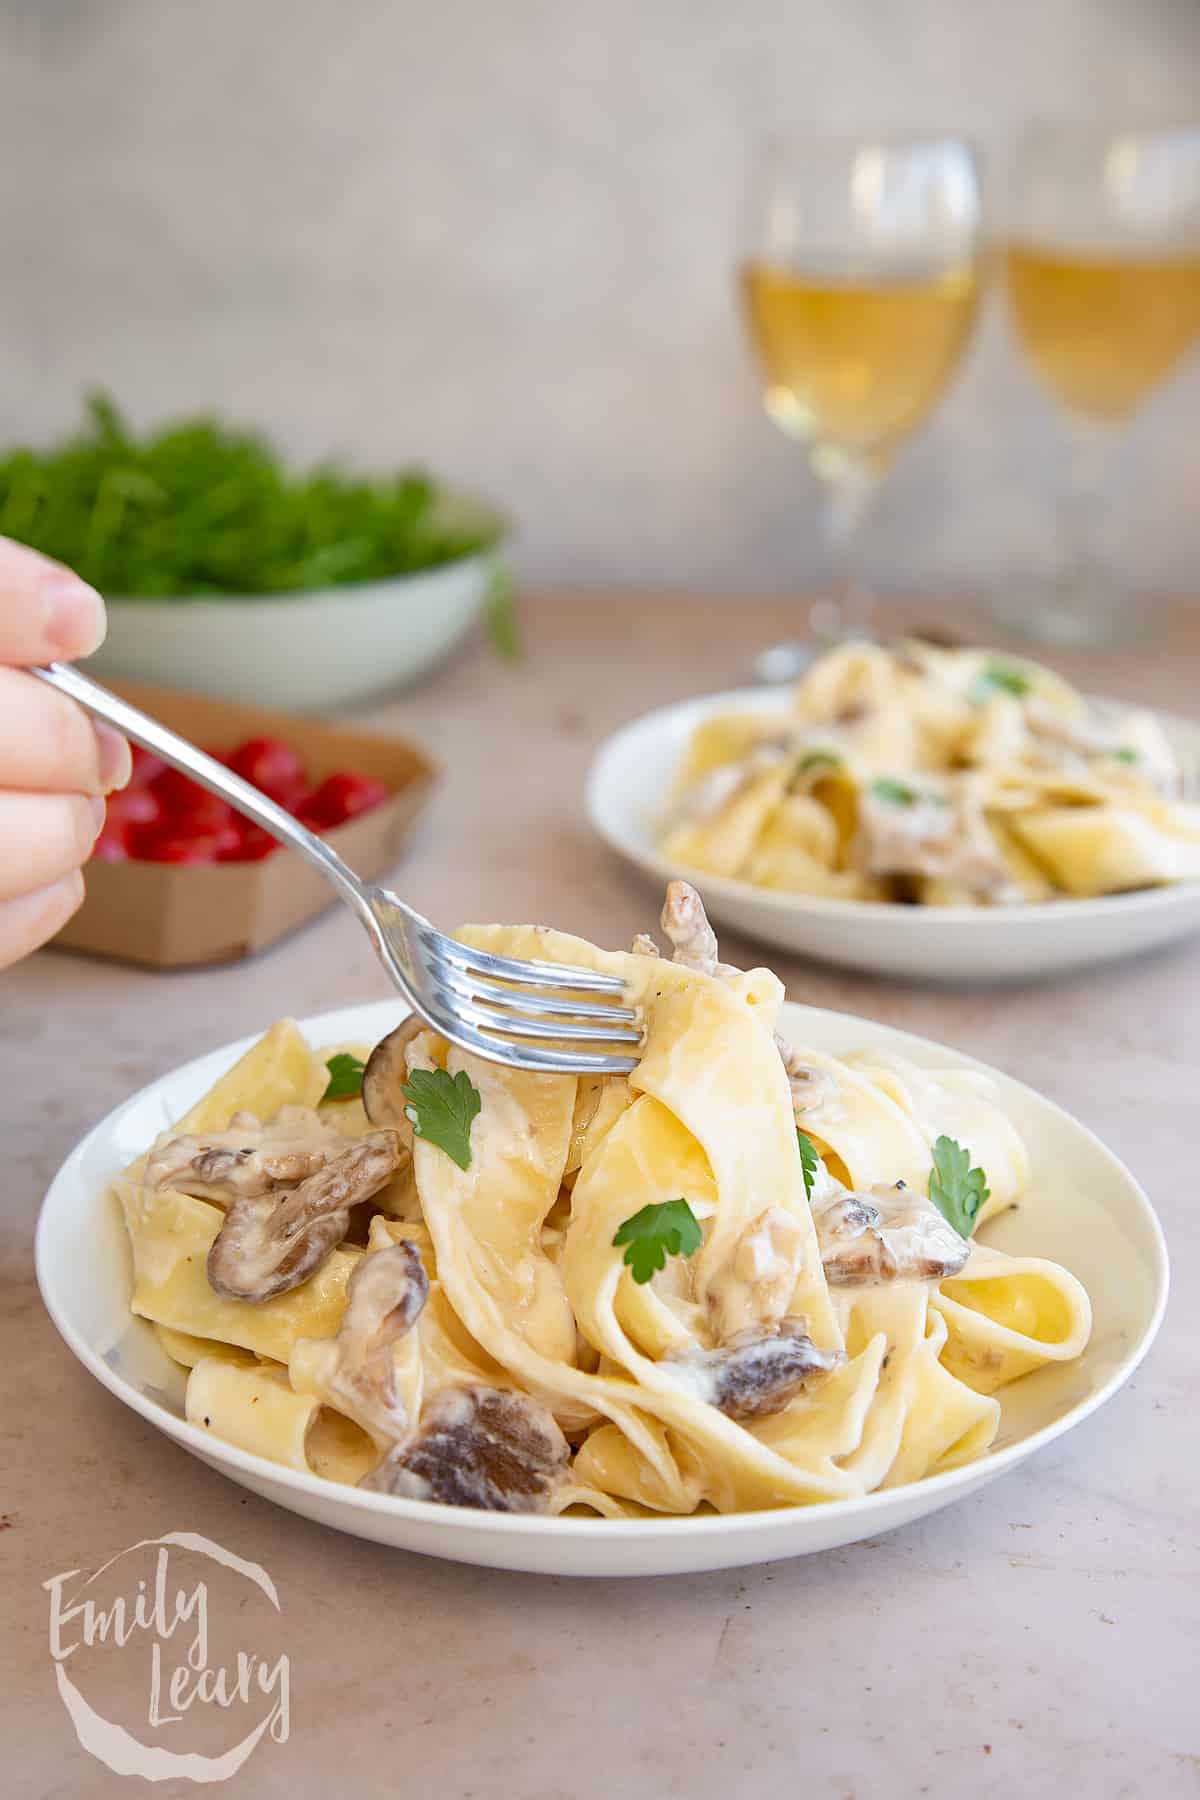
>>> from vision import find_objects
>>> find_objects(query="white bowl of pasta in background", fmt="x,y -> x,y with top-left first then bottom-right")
587,688 -> 1200,980
36,998 -> 1166,1578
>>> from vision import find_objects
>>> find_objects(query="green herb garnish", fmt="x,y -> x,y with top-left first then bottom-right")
795,748 -> 842,777
612,1199 -> 703,1284
1112,747 -> 1139,764
928,1134 -> 990,1239
796,1128 -> 821,1201
0,391 -> 505,601
974,662 -> 1032,701
322,1052 -> 366,1102
483,555 -> 522,661
871,777 -> 918,807
400,1067 -> 482,1171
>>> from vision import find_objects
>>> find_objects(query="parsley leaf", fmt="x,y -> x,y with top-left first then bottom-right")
322,1052 -> 366,1101
928,1134 -> 990,1239
400,1067 -> 482,1171
795,748 -> 842,776
871,777 -> 918,807
974,661 -> 1032,701
796,1128 -> 820,1201
612,1199 -> 703,1285
1112,747 -> 1138,764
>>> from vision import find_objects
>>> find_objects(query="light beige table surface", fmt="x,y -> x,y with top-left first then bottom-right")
3,597 -> 1197,1799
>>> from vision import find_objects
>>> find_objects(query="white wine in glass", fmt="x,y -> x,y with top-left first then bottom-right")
1006,245 -> 1200,420
1002,123 -> 1200,645
742,260 -> 978,475
740,135 -> 982,678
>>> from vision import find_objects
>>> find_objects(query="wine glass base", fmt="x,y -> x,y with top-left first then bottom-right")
985,579 -> 1157,651
751,640 -> 818,684
751,592 -> 875,684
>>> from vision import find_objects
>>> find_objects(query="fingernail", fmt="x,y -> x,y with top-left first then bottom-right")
43,578 -> 106,657
95,723 -> 132,794
89,795 -> 107,838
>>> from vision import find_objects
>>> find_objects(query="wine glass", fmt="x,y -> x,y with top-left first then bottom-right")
1001,122 -> 1200,646
740,133 -> 983,681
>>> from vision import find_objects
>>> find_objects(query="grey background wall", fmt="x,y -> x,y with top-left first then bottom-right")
4,0 -> 1198,597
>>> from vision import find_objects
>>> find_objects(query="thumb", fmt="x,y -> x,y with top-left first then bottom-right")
0,537 -> 106,664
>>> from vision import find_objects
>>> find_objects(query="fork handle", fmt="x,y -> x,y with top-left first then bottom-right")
31,662 -> 369,909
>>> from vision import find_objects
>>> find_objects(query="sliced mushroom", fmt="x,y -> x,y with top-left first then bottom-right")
146,1105 -> 348,1203
813,1180 -> 969,1284
774,1038 -> 840,1117
660,879 -> 737,978
853,784 -> 956,880
361,1017 -> 426,1134
360,1384 -> 570,1512
658,882 -> 841,1115
665,1320 -> 839,1421
304,1239 -> 429,1445
206,1129 -> 404,1302
852,781 -> 1021,902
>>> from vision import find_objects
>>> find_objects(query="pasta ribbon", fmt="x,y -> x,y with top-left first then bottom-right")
112,897 -> 1094,1517
657,639 -> 1197,904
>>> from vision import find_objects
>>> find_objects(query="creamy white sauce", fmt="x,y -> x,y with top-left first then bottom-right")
854,783 -> 1021,901
708,1207 -> 805,1342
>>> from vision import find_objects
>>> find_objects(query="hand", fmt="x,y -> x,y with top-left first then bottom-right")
0,537 -> 131,968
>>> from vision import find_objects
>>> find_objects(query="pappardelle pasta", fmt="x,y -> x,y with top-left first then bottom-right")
658,640 -> 1200,905
116,884 -> 1091,1518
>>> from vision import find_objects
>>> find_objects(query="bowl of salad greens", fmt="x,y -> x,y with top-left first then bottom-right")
0,395 -> 514,708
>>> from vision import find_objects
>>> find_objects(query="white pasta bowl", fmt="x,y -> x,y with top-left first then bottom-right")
587,687 -> 1200,980
36,998 -> 1166,1578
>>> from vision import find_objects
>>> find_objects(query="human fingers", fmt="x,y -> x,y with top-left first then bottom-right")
0,871 -> 85,968
0,537 -> 105,664
0,790 -> 105,901
0,668 -> 130,795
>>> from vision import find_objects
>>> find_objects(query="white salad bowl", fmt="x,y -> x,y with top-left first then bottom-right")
36,998 -> 1167,1578
84,553 -> 497,711
587,686 -> 1200,981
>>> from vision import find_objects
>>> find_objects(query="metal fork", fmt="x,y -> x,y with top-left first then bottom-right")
33,662 -> 642,1074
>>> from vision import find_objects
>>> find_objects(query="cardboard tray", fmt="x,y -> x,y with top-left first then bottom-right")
57,680 -> 436,968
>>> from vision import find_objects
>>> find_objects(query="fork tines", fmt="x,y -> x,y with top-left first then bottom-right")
423,932 -> 644,1069
436,937 -> 631,992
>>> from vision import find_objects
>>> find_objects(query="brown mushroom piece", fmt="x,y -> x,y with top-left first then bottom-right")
659,881 -> 841,1116
660,879 -> 738,978
361,1017 -> 427,1140
307,1239 -> 429,1445
774,1038 -> 840,1116
665,1320 -> 840,1421
206,1129 -> 404,1302
852,781 -> 1021,903
813,1180 -> 969,1284
360,1384 -> 570,1512
146,1105 -> 349,1203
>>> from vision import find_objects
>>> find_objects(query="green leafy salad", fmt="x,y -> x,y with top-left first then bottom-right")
0,393 -> 507,603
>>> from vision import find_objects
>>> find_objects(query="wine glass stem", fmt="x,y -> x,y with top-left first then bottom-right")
814,458 -> 880,642
1062,415 -> 1115,573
